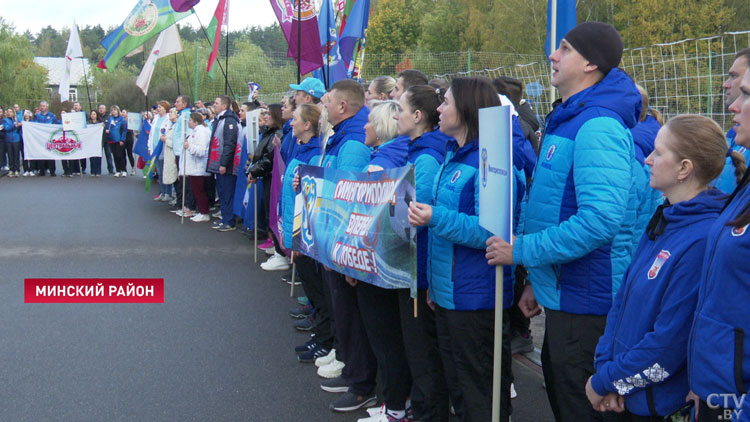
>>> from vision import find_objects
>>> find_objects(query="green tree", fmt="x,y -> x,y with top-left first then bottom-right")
0,19 -> 47,108
367,0 -> 421,56
482,0 -> 547,54
418,0 -> 465,52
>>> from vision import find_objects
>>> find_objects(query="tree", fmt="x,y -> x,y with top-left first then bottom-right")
0,18 -> 47,109
366,0 -> 421,56
418,0 -> 465,52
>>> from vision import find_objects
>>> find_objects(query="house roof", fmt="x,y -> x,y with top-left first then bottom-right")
33,57 -> 94,86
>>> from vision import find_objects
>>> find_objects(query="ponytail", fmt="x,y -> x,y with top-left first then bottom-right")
724,159 -> 750,228
730,150 -> 747,186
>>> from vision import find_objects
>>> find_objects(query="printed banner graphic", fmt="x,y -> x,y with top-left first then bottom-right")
25,278 -> 164,303
478,105 -> 513,241
293,164 -> 416,289
23,122 -> 103,160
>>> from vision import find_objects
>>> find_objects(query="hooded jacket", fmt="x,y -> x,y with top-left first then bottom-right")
630,115 -> 664,255
427,138 -> 523,311
688,182 -> 750,409
105,115 -> 126,143
513,67 -> 643,315
319,106 -> 371,172
592,189 -> 724,416
206,109 -> 240,175
409,129 -> 450,289
282,136 -> 321,250
369,135 -> 409,169
631,114 -> 660,165
33,111 -> 59,125
2,118 -> 19,142
280,119 -> 297,163
715,126 -> 750,194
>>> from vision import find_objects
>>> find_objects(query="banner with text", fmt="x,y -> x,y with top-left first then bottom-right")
23,122 -> 103,160
293,164 -> 416,290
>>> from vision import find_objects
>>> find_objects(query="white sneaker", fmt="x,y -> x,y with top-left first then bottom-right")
260,253 -> 291,271
511,382 -> 517,399
190,213 -> 210,222
22,171 -> 29,177
366,404 -> 386,418
120,171 -> 127,177
317,358 -> 345,379
153,194 -> 164,201
114,172 -> 121,178
315,349 -> 336,367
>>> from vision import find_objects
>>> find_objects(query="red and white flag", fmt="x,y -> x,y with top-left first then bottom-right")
135,24 -> 183,96
59,21 -> 83,102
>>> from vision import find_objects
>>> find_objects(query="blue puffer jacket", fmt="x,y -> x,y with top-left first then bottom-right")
280,119 -> 297,163
715,127 -> 750,194
2,118 -> 19,142
319,107 -> 371,172
688,181 -> 750,409
592,189 -> 724,416
34,111 -> 59,124
512,115 -> 537,180
409,129 -> 450,289
369,135 -> 409,169
512,68 -> 643,315
282,136 -> 321,250
106,115 -> 126,143
631,114 -> 660,165
427,139 -> 520,311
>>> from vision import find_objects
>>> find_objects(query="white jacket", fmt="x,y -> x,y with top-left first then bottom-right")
181,124 -> 210,176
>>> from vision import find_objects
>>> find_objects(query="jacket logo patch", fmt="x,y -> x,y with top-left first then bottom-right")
647,250 -> 671,279
481,148 -> 488,188
732,224 -> 749,237
546,144 -> 556,161
450,170 -> 462,184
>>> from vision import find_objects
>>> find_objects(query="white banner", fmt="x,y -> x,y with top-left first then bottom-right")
61,112 -> 87,131
23,122 -> 103,160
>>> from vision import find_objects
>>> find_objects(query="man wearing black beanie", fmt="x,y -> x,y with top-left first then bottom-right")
486,21 -> 646,422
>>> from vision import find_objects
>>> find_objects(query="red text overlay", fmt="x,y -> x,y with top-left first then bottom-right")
25,278 -> 164,303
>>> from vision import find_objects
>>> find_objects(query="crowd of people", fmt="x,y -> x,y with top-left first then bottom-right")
4,20 -> 750,422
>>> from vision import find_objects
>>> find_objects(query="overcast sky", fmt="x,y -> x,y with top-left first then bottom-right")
0,0 -> 279,35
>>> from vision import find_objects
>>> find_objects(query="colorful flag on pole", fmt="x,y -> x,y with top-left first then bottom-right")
312,0 -> 348,87
338,0 -> 369,78
269,145 -> 290,255
136,25 -> 183,95
206,0 -> 228,80
98,0 -> 192,70
270,0 -> 324,75
143,141 -> 165,192
545,0 -> 577,56
60,21 -> 83,102
171,0 -> 201,12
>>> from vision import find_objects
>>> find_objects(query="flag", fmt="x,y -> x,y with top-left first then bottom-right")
206,0 -> 228,80
59,21 -> 83,102
270,0 -> 324,75
98,0 -> 192,70
134,118 -> 152,157
545,0 -> 577,57
269,145 -> 289,255
136,24 -> 183,95
143,141 -> 165,192
339,0 -> 369,78
171,0 -> 200,12
312,0 -> 348,87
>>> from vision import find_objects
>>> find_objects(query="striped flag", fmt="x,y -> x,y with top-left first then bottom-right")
206,0 -> 228,80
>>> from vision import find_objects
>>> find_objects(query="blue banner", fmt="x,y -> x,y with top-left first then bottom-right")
293,164 -> 416,290
545,0 -> 577,57
478,106 -> 513,241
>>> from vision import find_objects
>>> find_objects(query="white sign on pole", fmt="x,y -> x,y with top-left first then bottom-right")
61,112 -> 87,131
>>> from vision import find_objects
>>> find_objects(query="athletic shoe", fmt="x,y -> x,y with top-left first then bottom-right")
160,195 -> 172,202
297,296 -> 309,306
154,194 -> 164,201
22,171 -> 29,177
120,171 -> 127,177
168,198 -> 177,205
294,338 -> 318,355
317,358 -> 345,379
216,224 -> 236,232
510,333 -> 534,355
113,172 -> 121,178
288,304 -> 313,319
258,238 -> 274,250
130,169 -> 135,176
264,246 -> 275,256
176,209 -> 195,218
330,392 -> 377,412
315,349 -> 336,367
511,382 -> 517,399
280,272 -> 293,284
211,221 -> 223,229
190,213 -> 210,222
260,253 -> 290,271
298,345 -> 329,363
358,409 -> 409,422
293,316 -> 313,331
320,376 -> 350,393
212,210 -> 222,218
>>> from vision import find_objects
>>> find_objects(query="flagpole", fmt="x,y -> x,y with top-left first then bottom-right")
80,58 -> 93,113
143,48 -> 149,113
174,54 -> 181,94
193,10 -> 235,98
297,0 -> 301,84
549,0 -> 557,104
225,23 -> 229,95
193,46 -> 199,102
182,51 -> 193,99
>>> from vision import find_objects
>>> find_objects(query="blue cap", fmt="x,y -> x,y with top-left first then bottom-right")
289,77 -> 325,99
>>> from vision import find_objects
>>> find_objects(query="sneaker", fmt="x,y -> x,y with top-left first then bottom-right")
359,409 -> 409,422
22,171 -> 29,177
212,210 -> 222,218
264,246 -> 276,256
260,253 -> 290,271
160,195 -> 172,202
288,303 -> 313,319
130,168 -> 135,176
320,376 -> 350,393
120,171 -> 127,177
280,271 -> 293,283
153,194 -> 164,201
318,358 -> 345,379
168,198 -> 177,205
315,349 -> 336,367
211,221 -> 223,229
331,391 -> 377,412
297,296 -> 309,306
298,345 -> 330,363
176,209 -> 195,218
366,404 -> 386,418
216,224 -> 236,232
258,238 -> 274,250
113,172 -> 121,178
511,382 -> 517,399
293,316 -> 313,331
511,333 -> 534,355
294,338 -> 318,354
190,213 -> 210,222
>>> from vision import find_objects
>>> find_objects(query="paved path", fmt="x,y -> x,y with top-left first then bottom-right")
0,173 -> 552,421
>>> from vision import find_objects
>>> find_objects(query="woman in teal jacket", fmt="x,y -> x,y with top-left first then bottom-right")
408,77 -> 513,422
105,106 -> 127,177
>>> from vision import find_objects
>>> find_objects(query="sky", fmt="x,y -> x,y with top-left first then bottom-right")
0,0 -> 279,35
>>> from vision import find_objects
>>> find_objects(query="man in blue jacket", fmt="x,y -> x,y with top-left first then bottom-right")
33,101 -> 60,176
715,48 -> 750,193
206,95 -> 240,232
486,22 -> 643,422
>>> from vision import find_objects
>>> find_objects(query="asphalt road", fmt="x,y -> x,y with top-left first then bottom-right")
0,170 -> 553,422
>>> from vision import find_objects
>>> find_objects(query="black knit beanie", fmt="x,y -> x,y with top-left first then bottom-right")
563,22 -> 623,76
